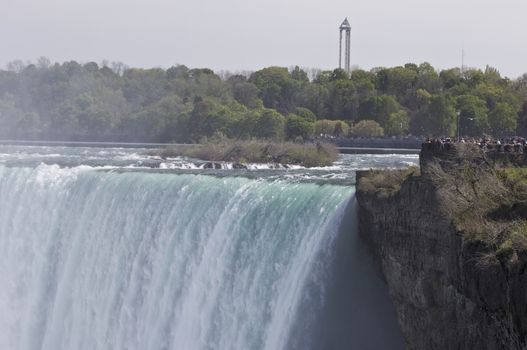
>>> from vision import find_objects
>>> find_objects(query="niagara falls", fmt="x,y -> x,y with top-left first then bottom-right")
0,146 -> 412,350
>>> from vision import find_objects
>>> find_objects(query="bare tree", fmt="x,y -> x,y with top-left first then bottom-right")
6,59 -> 27,73
111,61 -> 129,76
37,56 -> 51,69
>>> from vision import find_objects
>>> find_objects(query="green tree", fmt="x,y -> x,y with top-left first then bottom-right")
350,69 -> 376,103
230,81 -> 262,109
290,66 -> 309,83
517,100 -> 527,135
285,114 -> 314,140
314,119 -> 350,136
456,94 -> 489,136
384,110 -> 409,136
333,121 -> 349,137
489,102 -> 518,136
249,67 -> 298,113
295,83 -> 328,118
166,65 -> 190,80
125,94 -> 188,142
351,120 -> 384,137
439,68 -> 463,89
464,69 -> 485,88
253,109 -> 285,140
330,68 -> 348,81
375,66 -> 417,103
187,97 -> 242,141
0,93 -> 40,138
313,70 -> 332,84
231,110 -> 259,139
0,59 -> 525,143
326,79 -> 358,120
416,63 -> 441,93
415,88 -> 432,106
314,119 -> 336,135
413,94 -> 456,136
294,107 -> 316,122
358,95 -> 402,127
473,83 -> 502,110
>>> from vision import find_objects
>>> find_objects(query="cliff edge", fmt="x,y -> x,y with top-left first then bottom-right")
356,143 -> 527,350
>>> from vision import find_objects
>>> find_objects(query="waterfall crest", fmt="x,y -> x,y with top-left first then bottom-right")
0,164 -> 359,350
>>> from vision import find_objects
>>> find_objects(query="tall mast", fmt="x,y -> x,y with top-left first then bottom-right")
461,47 -> 465,76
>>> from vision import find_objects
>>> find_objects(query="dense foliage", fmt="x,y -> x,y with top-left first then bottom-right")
0,58 -> 526,142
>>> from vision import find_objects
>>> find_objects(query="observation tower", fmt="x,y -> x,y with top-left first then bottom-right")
339,18 -> 351,74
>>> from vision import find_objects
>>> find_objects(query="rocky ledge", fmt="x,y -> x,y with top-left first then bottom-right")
356,143 -> 527,350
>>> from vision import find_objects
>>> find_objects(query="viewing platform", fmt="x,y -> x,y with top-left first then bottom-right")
420,139 -> 527,174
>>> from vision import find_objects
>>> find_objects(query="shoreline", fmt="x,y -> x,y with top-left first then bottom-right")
0,139 -> 420,154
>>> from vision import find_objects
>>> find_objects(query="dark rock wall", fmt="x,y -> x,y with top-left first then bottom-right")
356,145 -> 527,350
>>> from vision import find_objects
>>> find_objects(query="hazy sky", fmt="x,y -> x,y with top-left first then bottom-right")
1,0 -> 526,78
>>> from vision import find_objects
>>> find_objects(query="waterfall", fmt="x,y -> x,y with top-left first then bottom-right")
0,164 -> 404,350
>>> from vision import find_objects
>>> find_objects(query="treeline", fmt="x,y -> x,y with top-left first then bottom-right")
0,58 -> 526,142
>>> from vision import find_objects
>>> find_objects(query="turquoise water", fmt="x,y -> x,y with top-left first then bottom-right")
0,147 -> 410,350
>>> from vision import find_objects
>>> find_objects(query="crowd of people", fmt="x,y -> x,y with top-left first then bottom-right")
423,136 -> 527,153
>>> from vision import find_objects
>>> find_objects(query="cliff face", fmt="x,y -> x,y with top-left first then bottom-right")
356,144 -> 527,350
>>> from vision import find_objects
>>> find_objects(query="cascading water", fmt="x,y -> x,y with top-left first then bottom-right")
0,148 -> 411,350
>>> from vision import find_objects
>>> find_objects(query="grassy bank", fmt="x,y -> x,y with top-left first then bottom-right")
151,140 -> 339,167
357,166 -> 420,198
357,145 -> 527,260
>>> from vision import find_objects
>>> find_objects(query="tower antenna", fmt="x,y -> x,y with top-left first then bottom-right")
461,47 -> 465,76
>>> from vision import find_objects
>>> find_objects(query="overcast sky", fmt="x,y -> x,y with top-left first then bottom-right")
1,0 -> 526,78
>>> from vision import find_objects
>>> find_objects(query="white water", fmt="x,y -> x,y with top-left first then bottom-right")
0,164 -> 359,350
